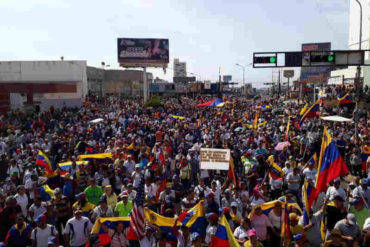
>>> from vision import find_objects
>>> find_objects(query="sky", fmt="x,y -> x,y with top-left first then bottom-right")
0,0 -> 350,88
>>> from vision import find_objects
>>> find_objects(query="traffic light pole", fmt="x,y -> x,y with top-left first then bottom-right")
278,70 -> 281,97
354,0 -> 362,141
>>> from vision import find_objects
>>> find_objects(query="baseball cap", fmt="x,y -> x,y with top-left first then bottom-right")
191,232 -> 200,241
248,229 -> 257,237
53,188 -> 61,195
231,202 -> 238,208
333,178 -> 340,183
347,213 -> 357,225
35,215 -> 47,223
206,213 -> 218,221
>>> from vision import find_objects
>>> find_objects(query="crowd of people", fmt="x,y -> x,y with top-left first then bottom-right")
0,94 -> 369,247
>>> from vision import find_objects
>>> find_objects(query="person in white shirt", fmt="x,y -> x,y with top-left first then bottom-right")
15,185 -> 28,217
131,165 -> 142,188
139,226 -> 158,247
29,197 -> 47,222
352,179 -> 370,207
234,217 -> 252,246
326,178 -> 346,201
302,162 -> 317,181
31,215 -> 58,247
123,155 -> 135,175
64,209 -> 93,247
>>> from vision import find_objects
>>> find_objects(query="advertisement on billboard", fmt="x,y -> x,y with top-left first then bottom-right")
117,38 -> 169,67
300,42 -> 332,84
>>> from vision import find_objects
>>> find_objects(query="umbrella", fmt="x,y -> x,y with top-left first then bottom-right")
234,127 -> 243,132
90,118 -> 104,124
320,116 -> 353,122
275,141 -> 291,151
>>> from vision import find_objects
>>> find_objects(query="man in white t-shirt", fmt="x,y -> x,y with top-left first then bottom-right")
302,162 -> 317,181
64,209 -> 93,247
31,215 -> 58,247
29,197 -> 47,222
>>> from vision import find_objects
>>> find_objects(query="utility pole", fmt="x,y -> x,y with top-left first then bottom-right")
278,70 -> 281,97
354,0 -> 362,140
218,67 -> 222,98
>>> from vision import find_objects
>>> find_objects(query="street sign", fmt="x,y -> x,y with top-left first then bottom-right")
283,70 -> 294,78
263,82 -> 274,85
253,50 -> 367,68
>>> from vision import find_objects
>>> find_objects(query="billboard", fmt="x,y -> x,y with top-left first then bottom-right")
173,76 -> 196,83
204,80 -> 211,89
300,42 -> 332,84
283,70 -> 294,78
223,75 -> 232,82
117,38 -> 169,67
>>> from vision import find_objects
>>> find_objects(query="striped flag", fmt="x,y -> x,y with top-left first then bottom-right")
126,174 -> 146,240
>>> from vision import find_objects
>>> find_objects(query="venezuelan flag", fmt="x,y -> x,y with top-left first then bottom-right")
144,209 -> 177,242
361,145 -> 370,171
258,121 -> 267,128
210,214 -> 239,247
303,153 -> 318,170
178,201 -> 206,236
285,116 -> 291,141
300,104 -> 308,115
248,200 -> 302,218
314,127 -> 349,200
171,115 -> 185,120
281,197 -> 292,246
36,150 -> 57,177
91,217 -> 130,246
78,153 -> 112,160
302,181 -> 316,226
337,93 -> 352,105
299,99 -> 321,127
197,98 -> 223,107
228,156 -> 236,186
39,185 -> 55,201
58,161 -> 89,171
267,155 -> 284,181
253,111 -> 259,130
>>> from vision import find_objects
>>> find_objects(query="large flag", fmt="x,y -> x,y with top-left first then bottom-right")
39,185 -> 55,201
267,155 -> 284,181
228,156 -> 236,186
197,98 -> 223,107
337,93 -> 352,105
361,145 -> 370,171
91,217 -> 130,245
281,197 -> 292,246
36,150 -> 57,177
285,116 -> 291,141
144,209 -> 177,243
299,104 -> 308,115
248,200 -> 302,218
58,161 -> 89,171
78,153 -> 112,160
178,201 -> 206,236
302,181 -> 316,226
299,99 -> 321,127
126,174 -> 146,240
314,128 -> 349,199
210,214 -> 239,247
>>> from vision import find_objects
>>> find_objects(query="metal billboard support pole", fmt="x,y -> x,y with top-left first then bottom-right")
354,0 -> 362,140
143,67 -> 148,102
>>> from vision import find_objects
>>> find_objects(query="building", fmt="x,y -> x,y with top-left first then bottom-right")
329,0 -> 370,87
0,60 -> 153,113
86,67 -> 153,98
173,58 -> 187,78
0,60 -> 87,112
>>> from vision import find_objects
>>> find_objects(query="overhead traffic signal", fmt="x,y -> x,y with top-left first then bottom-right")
310,54 -> 335,63
254,56 -> 277,64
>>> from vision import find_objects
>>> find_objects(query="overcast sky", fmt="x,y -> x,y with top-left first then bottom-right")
0,0 -> 350,87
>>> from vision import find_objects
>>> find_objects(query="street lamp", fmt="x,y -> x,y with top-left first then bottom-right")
354,0 -> 362,140
235,63 -> 252,95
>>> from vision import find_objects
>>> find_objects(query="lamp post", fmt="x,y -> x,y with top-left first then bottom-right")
354,0 -> 362,140
235,63 -> 246,88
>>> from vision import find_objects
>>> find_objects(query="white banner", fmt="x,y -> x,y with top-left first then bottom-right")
200,148 -> 230,170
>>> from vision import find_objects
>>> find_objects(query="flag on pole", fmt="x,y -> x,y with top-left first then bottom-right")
299,99 -> 320,127
285,116 -> 291,141
36,150 -> 57,177
314,127 -> 349,200
210,214 -> 240,247
228,156 -> 236,186
302,180 -> 316,226
281,197 -> 292,246
126,174 -> 146,240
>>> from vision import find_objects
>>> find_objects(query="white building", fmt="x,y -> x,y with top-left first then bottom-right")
173,58 -> 187,77
0,60 -> 87,112
330,0 -> 370,86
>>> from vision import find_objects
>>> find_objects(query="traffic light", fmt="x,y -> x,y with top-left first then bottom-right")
310,54 -> 335,63
254,56 -> 277,64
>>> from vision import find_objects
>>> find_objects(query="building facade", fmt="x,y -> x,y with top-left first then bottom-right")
173,58 -> 187,77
